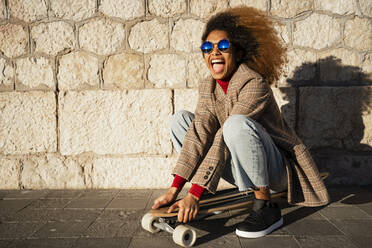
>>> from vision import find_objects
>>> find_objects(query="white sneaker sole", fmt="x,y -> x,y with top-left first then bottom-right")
235,217 -> 283,238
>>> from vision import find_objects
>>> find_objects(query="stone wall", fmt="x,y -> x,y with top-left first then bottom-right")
0,0 -> 371,189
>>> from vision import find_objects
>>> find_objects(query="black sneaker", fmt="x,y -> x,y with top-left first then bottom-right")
236,200 -> 283,238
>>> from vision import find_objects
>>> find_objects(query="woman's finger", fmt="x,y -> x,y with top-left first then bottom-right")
188,208 -> 194,222
192,207 -> 198,219
178,207 -> 184,222
168,201 -> 178,213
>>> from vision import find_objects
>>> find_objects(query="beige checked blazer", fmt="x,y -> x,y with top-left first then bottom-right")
172,63 -> 330,207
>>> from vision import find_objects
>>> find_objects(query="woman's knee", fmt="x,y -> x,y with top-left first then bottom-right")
223,114 -> 259,140
170,110 -> 194,129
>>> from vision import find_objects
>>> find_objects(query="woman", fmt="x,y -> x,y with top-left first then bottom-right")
152,6 -> 330,238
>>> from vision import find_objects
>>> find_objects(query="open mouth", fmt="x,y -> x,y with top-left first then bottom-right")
211,59 -> 225,74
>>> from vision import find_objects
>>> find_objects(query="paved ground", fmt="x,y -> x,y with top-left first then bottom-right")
0,185 -> 371,248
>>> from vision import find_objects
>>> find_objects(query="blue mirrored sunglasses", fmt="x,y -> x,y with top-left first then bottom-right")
200,39 -> 230,54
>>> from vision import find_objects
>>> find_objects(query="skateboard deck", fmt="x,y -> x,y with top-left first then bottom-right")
142,172 -> 329,247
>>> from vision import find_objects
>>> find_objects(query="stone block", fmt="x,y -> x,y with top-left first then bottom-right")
9,0 -> 47,22
103,53 -> 144,90
271,87 -> 296,129
314,154 -> 372,185
128,19 -> 168,53
79,18 -> 125,55
0,91 -> 57,155
0,1 -> 5,20
174,88 -> 198,113
361,53 -> 372,81
99,0 -> 144,20
0,157 -> 20,189
20,154 -> 85,189
229,0 -> 267,10
298,87 -> 372,151
57,51 -> 99,90
187,53 -> 209,88
31,21 -> 75,56
0,23 -> 28,58
50,0 -> 96,22
359,0 -> 372,17
318,48 -> 360,83
0,58 -> 14,90
270,0 -> 312,18
190,0 -> 228,19
314,0 -> 356,15
86,156 -> 177,188
345,17 -> 372,51
58,90 -> 172,155
281,48 -> 317,86
149,0 -> 186,17
274,23 -> 290,45
293,13 -> 341,49
16,56 -> 54,90
148,54 -> 186,88
170,19 -> 205,52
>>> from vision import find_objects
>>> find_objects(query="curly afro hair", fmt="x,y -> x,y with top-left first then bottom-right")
202,7 -> 287,85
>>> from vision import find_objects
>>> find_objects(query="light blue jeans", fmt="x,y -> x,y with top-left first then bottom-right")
170,110 -> 287,193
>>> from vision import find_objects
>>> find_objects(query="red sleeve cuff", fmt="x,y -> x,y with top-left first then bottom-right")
188,184 -> 205,199
171,174 -> 186,191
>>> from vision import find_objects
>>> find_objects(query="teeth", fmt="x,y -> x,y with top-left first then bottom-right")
211,59 -> 224,64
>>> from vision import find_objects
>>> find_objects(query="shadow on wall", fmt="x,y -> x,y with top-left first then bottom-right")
280,56 -> 372,185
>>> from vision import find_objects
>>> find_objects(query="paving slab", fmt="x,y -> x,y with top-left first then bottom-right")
356,202 -> 372,216
330,219 -> 372,248
319,205 -> 372,220
78,190 -> 120,199
0,191 -> 12,200
0,199 -> 34,213
26,199 -> 72,210
0,240 -> 13,248
31,221 -> 92,239
239,236 -> 300,248
8,238 -> 77,248
128,236 -> 176,248
3,209 -> 102,223
106,198 -> 148,210
64,198 -> 111,209
285,219 -> 343,236
97,209 -> 142,221
116,189 -> 152,199
295,235 -> 358,248
72,237 -> 131,248
0,222 -> 46,239
3,190 -> 49,200
44,190 -> 83,199
83,220 -> 129,238
195,235 -> 241,247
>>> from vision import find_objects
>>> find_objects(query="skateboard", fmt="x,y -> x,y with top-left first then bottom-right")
141,172 -> 329,247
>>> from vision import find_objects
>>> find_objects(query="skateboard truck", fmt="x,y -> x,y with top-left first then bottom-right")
142,214 -> 197,247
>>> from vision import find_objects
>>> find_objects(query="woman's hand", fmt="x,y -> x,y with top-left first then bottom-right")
167,193 -> 200,223
152,187 -> 179,209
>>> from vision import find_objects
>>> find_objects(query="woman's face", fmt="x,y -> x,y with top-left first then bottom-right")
203,30 -> 237,81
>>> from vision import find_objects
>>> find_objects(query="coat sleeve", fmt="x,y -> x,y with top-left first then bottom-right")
190,76 -> 274,193
172,83 -> 220,181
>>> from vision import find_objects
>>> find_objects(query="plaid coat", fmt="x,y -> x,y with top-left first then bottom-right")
172,63 -> 330,207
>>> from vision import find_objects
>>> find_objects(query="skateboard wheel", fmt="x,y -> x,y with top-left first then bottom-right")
173,225 -> 197,247
141,213 -> 160,233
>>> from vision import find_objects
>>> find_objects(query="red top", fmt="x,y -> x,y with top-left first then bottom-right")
171,78 -> 231,198
216,79 -> 229,94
